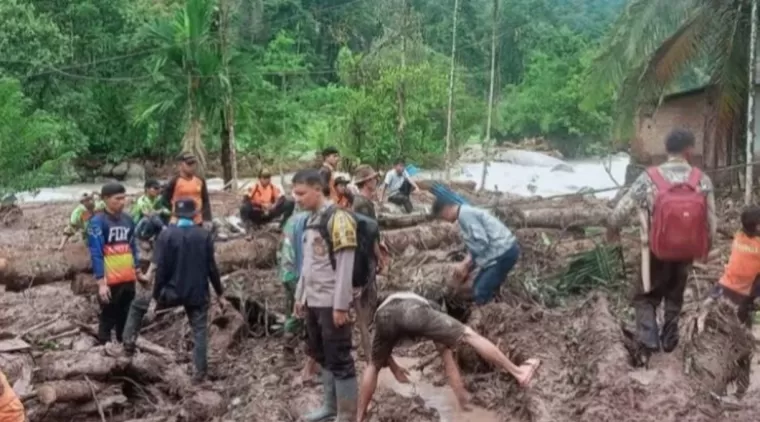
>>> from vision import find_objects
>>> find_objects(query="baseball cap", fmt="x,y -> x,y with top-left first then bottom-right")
174,198 -> 197,219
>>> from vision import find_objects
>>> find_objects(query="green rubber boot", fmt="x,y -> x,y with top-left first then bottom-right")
335,376 -> 358,422
305,370 -> 337,421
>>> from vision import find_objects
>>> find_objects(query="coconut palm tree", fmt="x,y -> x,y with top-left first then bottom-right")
590,0 -> 753,139
133,0 -> 224,174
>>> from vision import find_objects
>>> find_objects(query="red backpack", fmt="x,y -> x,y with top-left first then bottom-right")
647,167 -> 709,261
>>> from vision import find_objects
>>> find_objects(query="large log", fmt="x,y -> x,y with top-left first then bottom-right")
37,349 -> 127,381
6,222 -> 459,291
416,179 -> 477,192
2,235 -> 277,291
505,206 -> 612,230
382,222 -> 460,254
378,262 -> 464,303
37,380 -> 108,405
378,212 -> 432,229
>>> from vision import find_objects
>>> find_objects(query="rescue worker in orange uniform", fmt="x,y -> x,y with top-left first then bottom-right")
240,169 -> 291,228
0,370 -> 24,422
711,205 -> 760,397
161,152 -> 213,230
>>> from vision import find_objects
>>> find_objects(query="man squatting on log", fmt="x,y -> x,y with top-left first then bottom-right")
607,129 -> 716,357
431,197 -> 521,305
0,370 -> 24,422
240,168 -> 295,229
356,292 -> 541,422
710,205 -> 760,396
380,158 -> 420,214
291,169 -> 359,422
88,182 -> 144,345
122,198 -> 227,384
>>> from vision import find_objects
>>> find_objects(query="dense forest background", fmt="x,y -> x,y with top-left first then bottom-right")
0,0 -> 632,189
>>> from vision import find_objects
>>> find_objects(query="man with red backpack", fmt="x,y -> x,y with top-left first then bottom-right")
607,129 -> 716,357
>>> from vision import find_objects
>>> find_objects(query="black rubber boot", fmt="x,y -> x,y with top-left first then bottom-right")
635,303 -> 660,352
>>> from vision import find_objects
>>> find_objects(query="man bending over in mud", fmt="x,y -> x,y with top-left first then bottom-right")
0,369 -> 24,422
356,291 -> 540,421
709,205 -> 760,396
88,183 -> 142,345
432,197 -> 520,305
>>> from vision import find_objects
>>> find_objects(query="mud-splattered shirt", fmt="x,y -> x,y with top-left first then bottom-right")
608,157 -> 717,244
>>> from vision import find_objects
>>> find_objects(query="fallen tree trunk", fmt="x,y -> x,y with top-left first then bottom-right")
3,235 -> 278,291
378,212 -> 432,229
37,349 -> 127,381
505,206 -> 611,229
382,222 -> 460,254
37,380 -> 108,405
416,179 -> 476,192
378,263 -> 464,303
8,222 -> 459,291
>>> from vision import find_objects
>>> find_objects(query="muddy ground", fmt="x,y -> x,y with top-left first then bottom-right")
1,191 -> 759,422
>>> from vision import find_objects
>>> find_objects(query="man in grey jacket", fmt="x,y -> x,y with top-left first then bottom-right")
292,169 -> 358,422
432,198 -> 520,305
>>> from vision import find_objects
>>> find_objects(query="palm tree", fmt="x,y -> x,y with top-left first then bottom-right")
590,0 -> 753,141
133,0 -> 224,174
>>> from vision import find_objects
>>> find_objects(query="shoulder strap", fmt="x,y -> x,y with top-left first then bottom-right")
685,168 -> 702,189
645,167 -> 670,191
317,206 -> 338,269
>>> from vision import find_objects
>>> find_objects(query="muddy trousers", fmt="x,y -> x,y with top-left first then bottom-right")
306,307 -> 355,380
122,297 -> 209,376
98,282 -> 136,344
632,254 -> 690,352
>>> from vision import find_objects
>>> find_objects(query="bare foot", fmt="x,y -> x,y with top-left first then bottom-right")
515,358 -> 541,387
456,392 -> 472,412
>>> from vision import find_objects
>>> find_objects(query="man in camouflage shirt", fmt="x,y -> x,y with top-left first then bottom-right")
608,129 -> 717,355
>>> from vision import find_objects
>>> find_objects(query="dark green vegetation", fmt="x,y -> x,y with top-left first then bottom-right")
0,0 -> 625,191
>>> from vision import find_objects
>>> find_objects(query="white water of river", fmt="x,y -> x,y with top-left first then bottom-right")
15,154 -> 630,204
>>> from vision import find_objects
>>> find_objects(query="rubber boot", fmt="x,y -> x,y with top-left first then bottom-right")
334,376 -> 358,422
305,370 -> 337,421
660,308 -> 680,353
634,303 -> 660,352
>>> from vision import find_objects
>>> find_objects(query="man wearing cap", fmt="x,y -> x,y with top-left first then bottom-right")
87,183 -> 142,345
124,198 -> 225,383
351,164 -> 388,362
58,192 -> 105,250
240,169 -> 290,228
319,146 -> 341,202
380,158 -> 419,213
161,152 -> 213,229
431,198 -> 520,305
334,176 -> 353,209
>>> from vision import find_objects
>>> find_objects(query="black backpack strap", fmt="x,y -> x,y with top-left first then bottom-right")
317,205 -> 338,270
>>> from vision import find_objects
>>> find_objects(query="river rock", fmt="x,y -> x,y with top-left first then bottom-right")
550,163 -> 574,173
112,162 -> 130,178
125,163 -> 146,182
100,163 -> 115,177
495,149 -> 568,167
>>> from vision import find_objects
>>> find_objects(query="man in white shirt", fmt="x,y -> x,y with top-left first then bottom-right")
380,158 -> 419,213
355,292 -> 540,421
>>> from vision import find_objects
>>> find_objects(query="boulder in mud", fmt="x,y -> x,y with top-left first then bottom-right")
112,162 -> 130,178
182,391 -> 226,422
100,162 -> 115,177
125,163 -> 146,182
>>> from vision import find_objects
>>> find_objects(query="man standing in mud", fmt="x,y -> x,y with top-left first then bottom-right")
161,152 -> 213,230
607,129 -> 716,357
431,198 -> 520,305
88,183 -> 142,345
356,291 -> 540,421
292,168 -> 358,422
351,165 -> 387,362
123,199 -> 225,384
